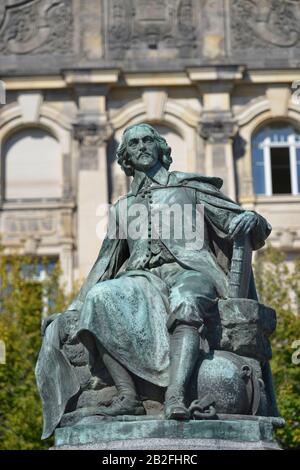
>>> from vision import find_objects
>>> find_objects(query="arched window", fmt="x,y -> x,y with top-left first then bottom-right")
3,128 -> 63,201
155,125 -> 188,173
252,122 -> 300,195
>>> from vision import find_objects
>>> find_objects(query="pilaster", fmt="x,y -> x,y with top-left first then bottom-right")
73,84 -> 113,277
198,83 -> 237,200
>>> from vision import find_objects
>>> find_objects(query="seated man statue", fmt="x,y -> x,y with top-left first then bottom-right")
36,123 -> 274,439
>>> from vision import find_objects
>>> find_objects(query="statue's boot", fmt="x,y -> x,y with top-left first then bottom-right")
96,350 -> 146,417
164,324 -> 200,420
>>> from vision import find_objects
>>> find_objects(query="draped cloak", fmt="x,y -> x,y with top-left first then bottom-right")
35,171 -> 272,439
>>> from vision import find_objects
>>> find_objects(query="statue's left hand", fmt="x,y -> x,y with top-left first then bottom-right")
228,211 -> 258,240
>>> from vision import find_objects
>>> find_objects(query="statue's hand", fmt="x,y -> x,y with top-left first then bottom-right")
228,211 -> 258,240
41,313 -> 61,337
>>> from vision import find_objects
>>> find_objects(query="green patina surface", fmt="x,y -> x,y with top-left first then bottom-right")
36,124 -> 280,445
55,417 -> 282,447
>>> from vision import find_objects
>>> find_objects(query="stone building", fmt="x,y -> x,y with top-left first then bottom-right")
0,0 -> 300,291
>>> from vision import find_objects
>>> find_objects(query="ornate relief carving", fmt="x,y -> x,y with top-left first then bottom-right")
177,0 -> 197,56
199,113 -> 236,143
23,237 -> 40,255
105,0 -> 201,59
275,229 -> 297,249
231,0 -> 300,50
0,0 -> 73,55
3,213 -> 57,241
74,122 -> 112,171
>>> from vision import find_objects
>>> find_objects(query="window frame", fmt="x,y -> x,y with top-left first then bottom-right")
258,134 -> 299,196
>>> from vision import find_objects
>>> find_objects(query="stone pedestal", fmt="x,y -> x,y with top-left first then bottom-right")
53,415 -> 284,450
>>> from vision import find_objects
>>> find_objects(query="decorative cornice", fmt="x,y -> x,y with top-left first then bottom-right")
63,69 -> 120,86
73,121 -> 112,147
187,66 -> 245,82
199,112 -> 237,143
246,69 -> 300,84
124,73 -> 191,87
73,121 -> 112,170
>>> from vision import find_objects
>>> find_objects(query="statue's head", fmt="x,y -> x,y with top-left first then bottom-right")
117,123 -> 172,176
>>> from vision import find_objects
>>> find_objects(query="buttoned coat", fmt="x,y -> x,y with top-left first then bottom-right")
68,171 -> 271,312
36,171 -> 272,438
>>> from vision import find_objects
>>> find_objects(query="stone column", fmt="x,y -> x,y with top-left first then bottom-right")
60,244 -> 74,294
199,86 -> 236,200
73,87 -> 112,278
58,208 -> 75,294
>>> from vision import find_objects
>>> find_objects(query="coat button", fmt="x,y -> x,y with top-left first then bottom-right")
151,242 -> 161,255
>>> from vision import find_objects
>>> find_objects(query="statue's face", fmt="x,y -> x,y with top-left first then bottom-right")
125,126 -> 159,172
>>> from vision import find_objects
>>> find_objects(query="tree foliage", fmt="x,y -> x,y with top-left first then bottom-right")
254,245 -> 300,449
0,246 -> 73,449
0,243 -> 299,449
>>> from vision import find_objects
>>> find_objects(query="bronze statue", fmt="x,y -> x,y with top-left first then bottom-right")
36,124 -> 278,440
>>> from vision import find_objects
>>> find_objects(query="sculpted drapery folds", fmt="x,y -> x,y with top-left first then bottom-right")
36,124 -> 276,440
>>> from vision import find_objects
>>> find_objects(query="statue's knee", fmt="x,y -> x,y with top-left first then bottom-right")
85,285 -> 98,303
85,281 -> 114,305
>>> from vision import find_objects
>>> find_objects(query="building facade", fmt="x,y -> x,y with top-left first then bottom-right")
0,0 -> 300,290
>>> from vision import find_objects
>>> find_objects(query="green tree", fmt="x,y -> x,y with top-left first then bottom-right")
0,246 -> 74,449
254,246 -> 300,449
0,243 -> 299,449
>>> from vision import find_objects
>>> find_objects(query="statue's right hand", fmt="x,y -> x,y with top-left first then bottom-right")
41,313 -> 61,337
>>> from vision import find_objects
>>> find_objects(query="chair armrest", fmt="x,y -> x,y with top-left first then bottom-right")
228,235 -> 253,299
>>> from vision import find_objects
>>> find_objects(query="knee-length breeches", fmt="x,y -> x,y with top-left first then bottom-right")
149,262 -> 218,330
77,261 -> 220,386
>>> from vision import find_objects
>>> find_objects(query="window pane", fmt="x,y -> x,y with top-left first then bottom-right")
252,122 -> 300,196
266,124 -> 294,142
270,147 -> 291,194
251,134 -> 265,194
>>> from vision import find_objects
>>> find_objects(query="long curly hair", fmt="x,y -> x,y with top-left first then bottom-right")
116,123 -> 172,176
